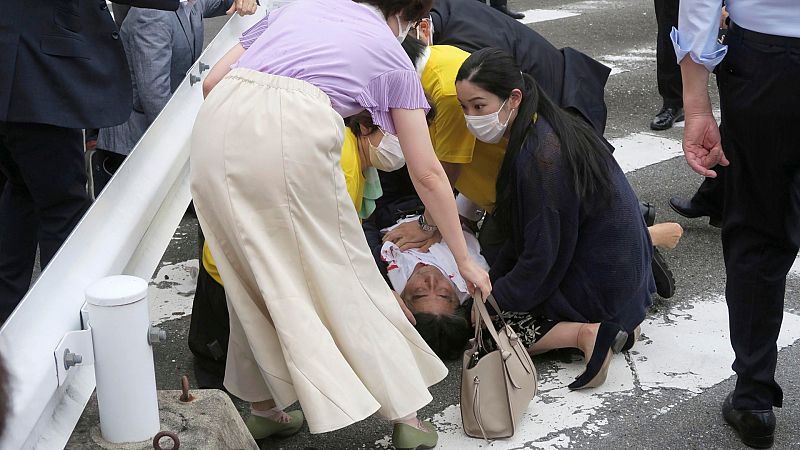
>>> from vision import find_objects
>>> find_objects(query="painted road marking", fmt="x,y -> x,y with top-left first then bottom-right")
610,132 -> 684,173
599,48 -> 656,76
149,260 -> 198,323
517,0 -> 615,24
518,10 -> 581,25
408,299 -> 800,449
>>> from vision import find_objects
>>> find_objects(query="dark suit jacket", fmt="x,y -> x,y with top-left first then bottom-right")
431,0 -> 611,135
0,0 -> 177,129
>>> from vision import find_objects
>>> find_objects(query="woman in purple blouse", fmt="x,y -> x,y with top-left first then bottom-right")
190,0 -> 492,447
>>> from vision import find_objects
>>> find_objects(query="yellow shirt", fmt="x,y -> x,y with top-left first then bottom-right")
455,139 -> 506,212
422,45 -> 476,164
421,45 -> 506,212
203,128 -> 366,286
340,128 -> 366,214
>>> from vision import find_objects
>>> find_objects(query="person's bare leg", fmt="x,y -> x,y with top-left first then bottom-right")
529,322 -> 601,358
252,399 -> 276,411
648,222 -> 684,249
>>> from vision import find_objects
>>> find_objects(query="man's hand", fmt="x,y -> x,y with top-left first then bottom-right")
227,0 -> 257,16
683,112 -> 729,177
393,291 -> 416,325
383,220 -> 440,252
680,56 -> 730,178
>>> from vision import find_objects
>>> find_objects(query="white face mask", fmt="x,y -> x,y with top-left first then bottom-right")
368,131 -> 406,172
395,14 -> 413,43
464,99 -> 514,144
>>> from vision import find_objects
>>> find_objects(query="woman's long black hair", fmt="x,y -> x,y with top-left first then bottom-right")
455,48 -> 612,235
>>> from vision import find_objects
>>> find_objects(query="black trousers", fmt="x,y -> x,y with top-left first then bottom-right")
690,165 -> 726,218
654,0 -> 682,108
719,25 -> 800,410
188,227 -> 229,389
0,123 -> 91,321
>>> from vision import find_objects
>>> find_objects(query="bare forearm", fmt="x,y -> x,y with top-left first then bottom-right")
680,57 -> 713,117
412,171 -> 470,262
203,43 -> 245,98
392,108 -> 470,263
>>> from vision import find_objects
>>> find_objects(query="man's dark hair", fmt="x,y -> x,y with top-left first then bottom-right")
413,306 -> 471,360
401,35 -> 428,67
352,0 -> 433,22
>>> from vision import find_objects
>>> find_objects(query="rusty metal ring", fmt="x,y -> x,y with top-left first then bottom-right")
153,431 -> 180,450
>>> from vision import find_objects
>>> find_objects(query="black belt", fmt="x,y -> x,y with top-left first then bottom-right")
730,22 -> 800,48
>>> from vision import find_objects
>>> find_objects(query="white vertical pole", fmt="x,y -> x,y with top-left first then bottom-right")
85,276 -> 160,443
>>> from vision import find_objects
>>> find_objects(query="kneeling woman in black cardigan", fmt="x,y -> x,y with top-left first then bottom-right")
455,48 -> 655,390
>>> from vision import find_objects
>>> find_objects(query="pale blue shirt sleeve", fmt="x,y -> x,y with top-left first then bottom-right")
670,0 -> 728,72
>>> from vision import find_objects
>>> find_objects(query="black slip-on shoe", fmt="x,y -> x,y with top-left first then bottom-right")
650,106 -> 684,131
722,393 -> 775,449
669,197 -> 721,228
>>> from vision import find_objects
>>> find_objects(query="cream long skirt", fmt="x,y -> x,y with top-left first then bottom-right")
189,69 -> 448,434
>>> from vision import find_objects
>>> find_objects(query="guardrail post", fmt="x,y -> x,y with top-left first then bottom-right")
85,275 -> 160,443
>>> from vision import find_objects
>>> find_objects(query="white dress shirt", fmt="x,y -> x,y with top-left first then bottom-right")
671,0 -> 800,72
381,217 -> 489,304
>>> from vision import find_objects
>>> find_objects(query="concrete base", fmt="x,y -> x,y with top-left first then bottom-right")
67,389 -> 258,449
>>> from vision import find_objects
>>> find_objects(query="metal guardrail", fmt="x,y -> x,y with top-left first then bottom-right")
0,11 -> 266,449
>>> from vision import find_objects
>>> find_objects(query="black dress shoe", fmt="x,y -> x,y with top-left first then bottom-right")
669,197 -> 722,228
651,248 -> 675,298
492,5 -> 525,19
650,106 -> 684,131
722,393 -> 775,449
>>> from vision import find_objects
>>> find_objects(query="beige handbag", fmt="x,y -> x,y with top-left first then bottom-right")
460,292 -> 538,440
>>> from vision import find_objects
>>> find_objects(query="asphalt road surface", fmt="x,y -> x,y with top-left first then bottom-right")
123,1 -> 800,449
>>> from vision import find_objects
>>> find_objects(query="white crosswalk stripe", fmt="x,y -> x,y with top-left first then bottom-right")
518,10 -> 581,25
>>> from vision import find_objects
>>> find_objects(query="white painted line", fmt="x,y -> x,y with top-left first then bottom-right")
518,9 -> 581,25
601,48 -> 656,77
149,259 -> 199,323
564,0 -> 614,11
376,299 -> 800,448
610,132 -> 684,173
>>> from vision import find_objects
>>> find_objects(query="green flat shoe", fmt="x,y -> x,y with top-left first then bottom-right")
392,420 -> 438,450
245,410 -> 304,440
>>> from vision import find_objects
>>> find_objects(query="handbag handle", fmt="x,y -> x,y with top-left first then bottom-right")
472,291 -> 511,357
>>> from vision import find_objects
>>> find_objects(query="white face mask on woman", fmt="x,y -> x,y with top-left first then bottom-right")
368,131 -> 406,172
464,99 -> 514,144
395,14 -> 413,43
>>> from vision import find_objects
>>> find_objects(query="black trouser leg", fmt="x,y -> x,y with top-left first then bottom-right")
690,165 -> 726,219
653,0 -> 682,108
188,227 -> 230,389
489,0 -> 507,6
718,30 -> 800,410
0,123 -> 90,320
